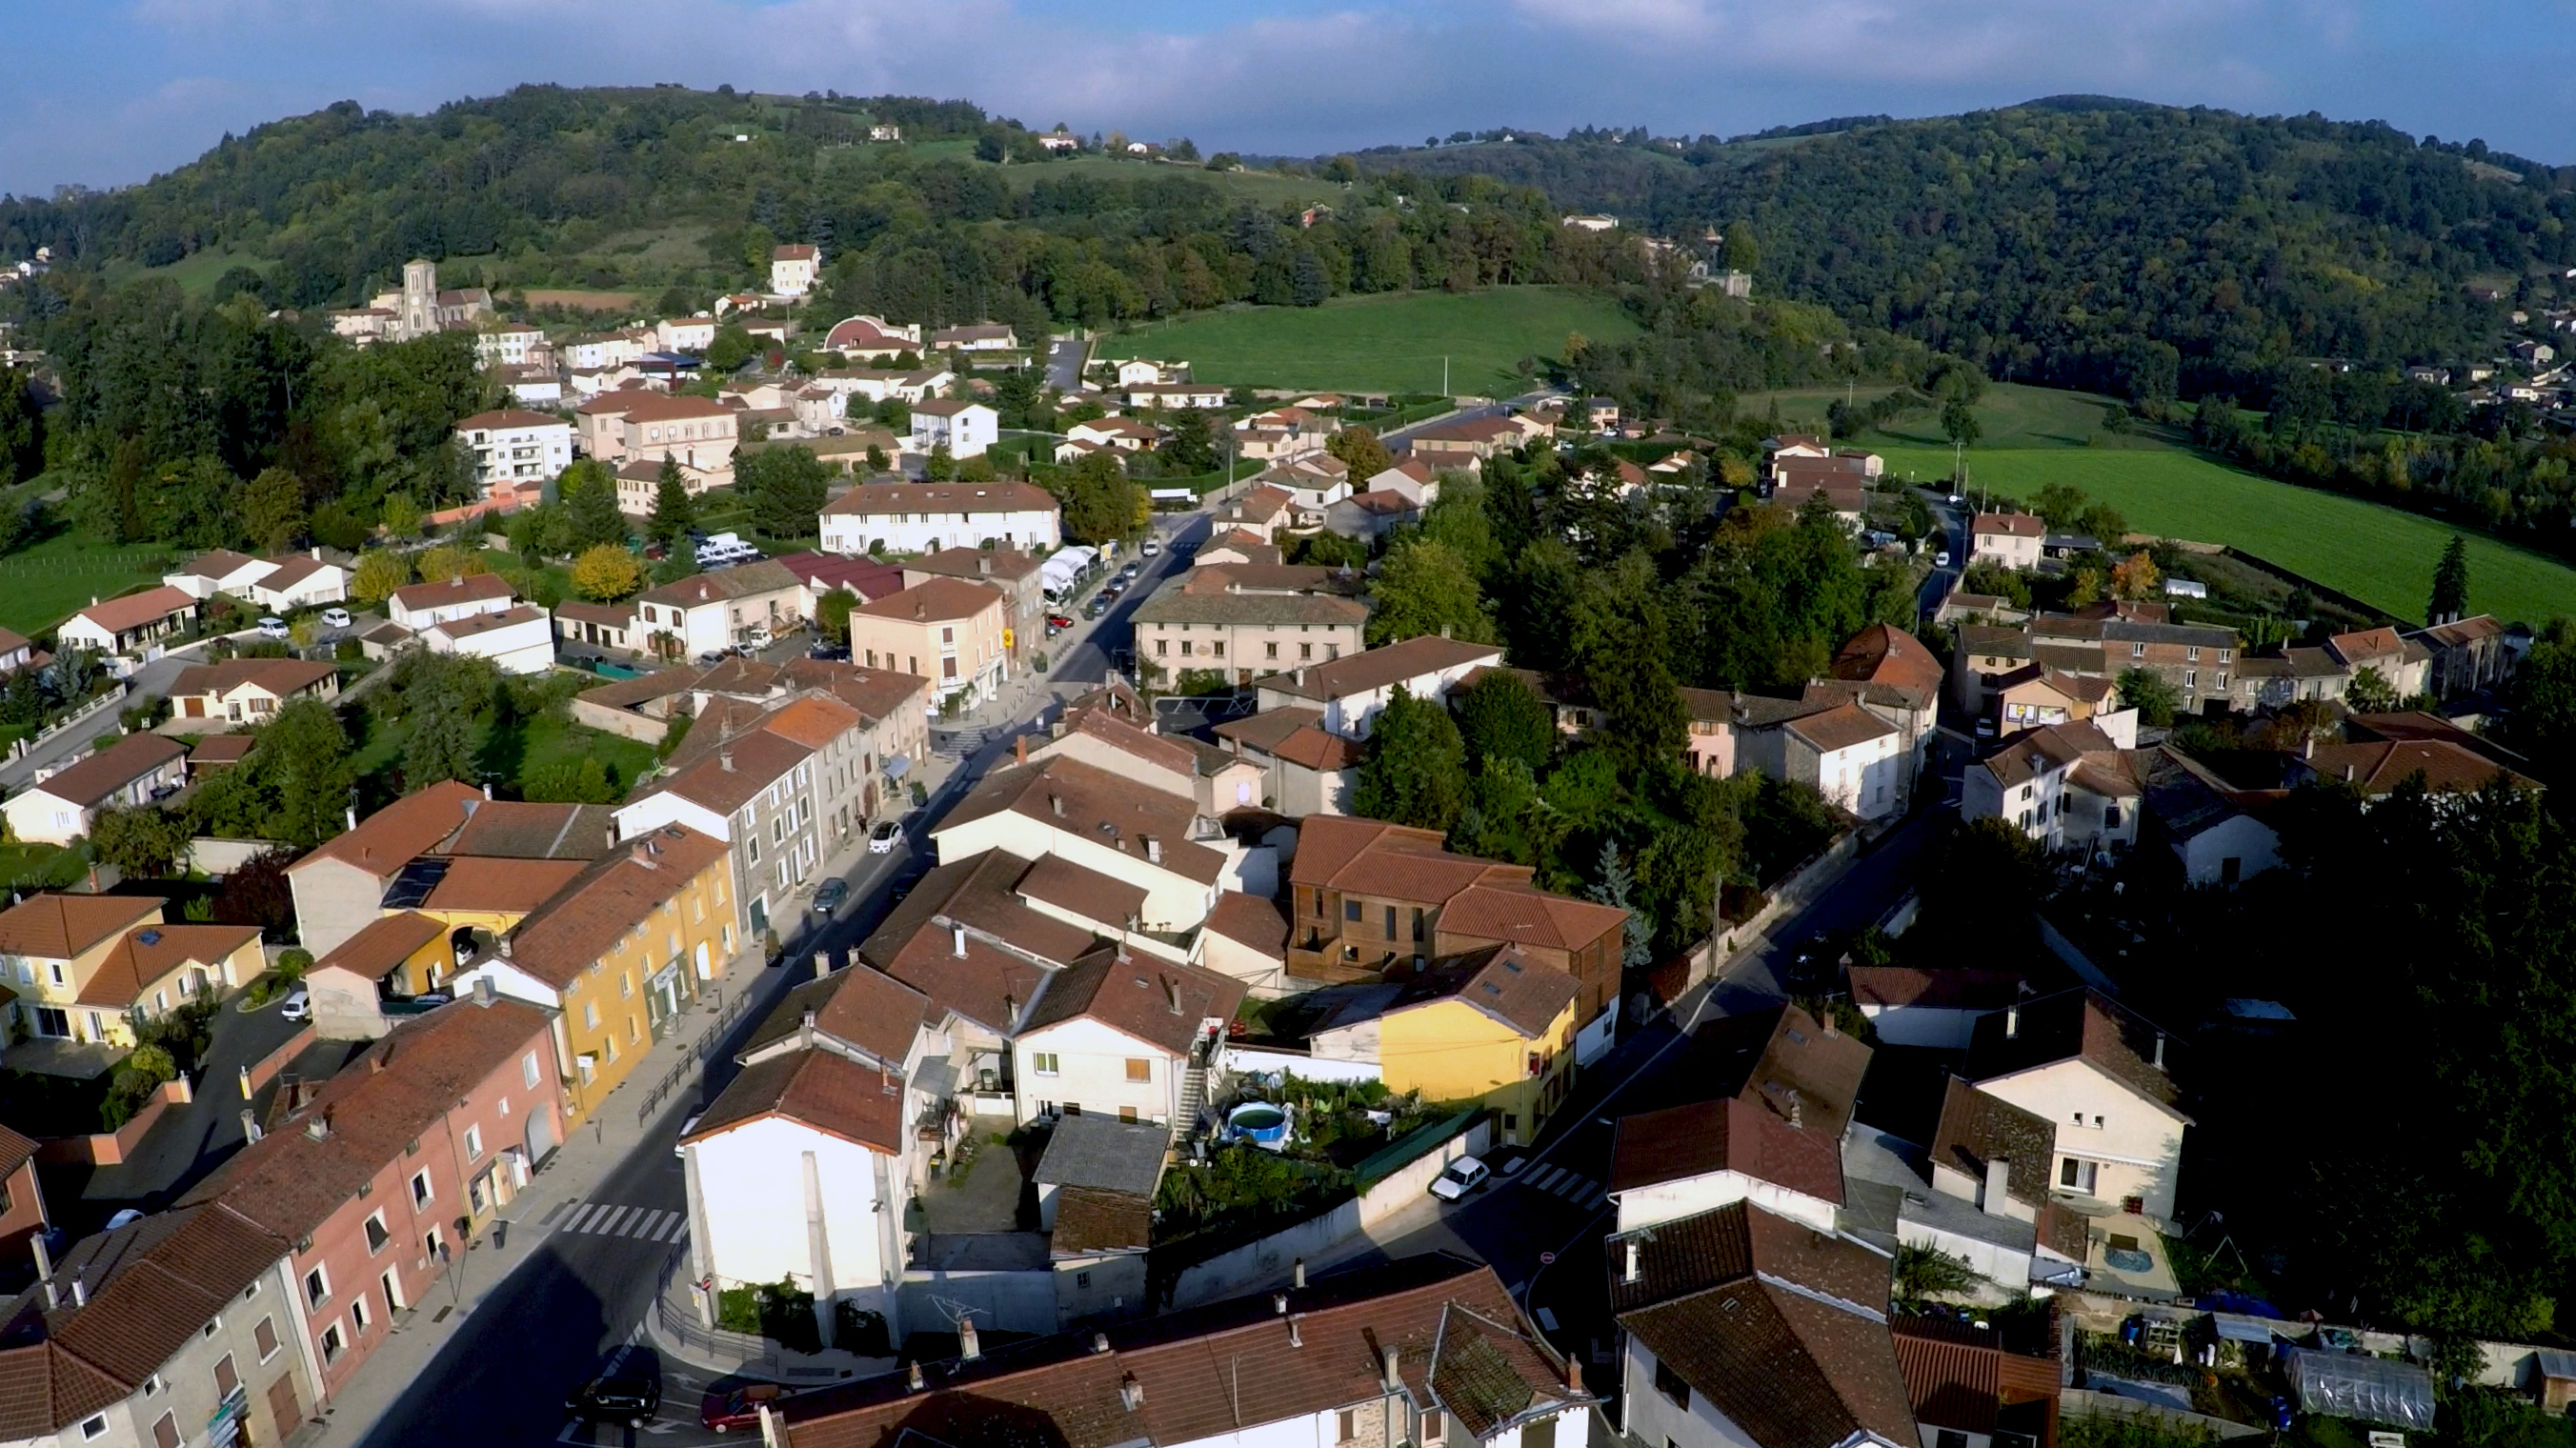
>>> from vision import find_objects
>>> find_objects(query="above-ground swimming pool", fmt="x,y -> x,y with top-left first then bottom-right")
1227,1102 -> 1290,1149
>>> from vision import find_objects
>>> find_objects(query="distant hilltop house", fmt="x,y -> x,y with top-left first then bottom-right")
1036,130 -> 1079,152
770,243 -> 821,298
1561,213 -> 1619,231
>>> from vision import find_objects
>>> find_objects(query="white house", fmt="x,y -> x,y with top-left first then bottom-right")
908,399 -> 997,459
770,243 -> 822,298
931,755 -> 1225,934
1738,701 -> 1905,820
163,549 -> 274,601
632,559 -> 813,661
472,326 -> 549,369
1251,635 -> 1504,741
386,573 -> 516,632
422,604 -> 556,674
1011,951 -> 1242,1127
1848,967 -> 2030,1050
682,1052 -> 903,1328
1964,988 -> 2191,1222
656,315 -> 718,353
817,479 -> 1062,556
2,734 -> 189,845
1970,513 -> 2045,570
1606,1096 -> 1843,1235
245,553 -> 349,612
454,410 -> 574,493
56,586 -> 196,656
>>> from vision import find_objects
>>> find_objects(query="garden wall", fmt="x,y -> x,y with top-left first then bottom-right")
1714,828 -> 1862,958
184,837 -> 290,876
894,1267 -> 1060,1338
36,1078 -> 192,1168
569,695 -> 670,745
1224,1046 -> 1379,1086
241,1023 -> 316,1098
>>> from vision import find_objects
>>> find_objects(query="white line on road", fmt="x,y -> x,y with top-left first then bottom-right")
600,1206 -> 634,1236
565,1205 -> 602,1233
1527,1165 -> 1566,1192
654,1215 -> 687,1242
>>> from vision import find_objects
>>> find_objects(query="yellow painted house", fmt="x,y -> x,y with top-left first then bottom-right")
1307,944 -> 1580,1147
449,824 -> 739,1125
0,894 -> 264,1048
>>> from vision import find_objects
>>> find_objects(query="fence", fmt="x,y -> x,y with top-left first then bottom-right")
635,984 -> 754,1126
649,1246 -> 892,1381
14,683 -> 131,763
36,1079 -> 192,1167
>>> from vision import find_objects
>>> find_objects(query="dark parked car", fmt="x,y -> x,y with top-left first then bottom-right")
1083,595 -> 1110,619
812,877 -> 850,914
701,1381 -> 784,1434
567,1346 -> 663,1429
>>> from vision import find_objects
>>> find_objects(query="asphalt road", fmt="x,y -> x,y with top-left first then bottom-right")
348,517 -> 1214,1448
1374,387 -> 1565,451
1044,336 -> 1089,392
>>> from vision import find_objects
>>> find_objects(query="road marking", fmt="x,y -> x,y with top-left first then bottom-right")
600,1206 -> 634,1235
634,1209 -> 677,1238
1527,1165 -> 1566,1192
1550,1174 -> 1596,1200
538,1200 -> 574,1227
654,1214 -> 687,1241
563,1205 -> 602,1233
1584,1190 -> 1608,1210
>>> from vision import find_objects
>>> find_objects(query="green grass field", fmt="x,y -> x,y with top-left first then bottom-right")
0,520 -> 178,637
1876,444 -> 2576,628
1097,287 -> 1640,393
1741,381 -> 2132,450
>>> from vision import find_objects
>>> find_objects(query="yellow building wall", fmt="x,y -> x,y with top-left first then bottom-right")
1377,997 -> 1578,1146
553,853 -> 735,1125
382,933 -> 462,997
13,936 -> 151,1046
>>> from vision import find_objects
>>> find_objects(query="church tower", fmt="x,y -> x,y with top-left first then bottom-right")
397,258 -> 438,340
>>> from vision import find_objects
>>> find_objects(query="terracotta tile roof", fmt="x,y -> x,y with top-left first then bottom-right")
1930,1076 -> 2057,1210
1782,701 -> 1899,754
937,756 -> 1224,886
73,923 -> 260,1008
743,964 -> 933,1070
1049,1185 -> 1151,1255
862,851 -> 1103,1034
1972,513 -> 2043,537
442,800 -> 617,860
0,892 -> 164,960
1890,1320 -> 2002,1434
427,602 -> 547,640
855,576 -> 1005,624
1014,852 -> 1151,930
1020,951 -> 1245,1056
70,586 -> 197,636
24,734 -> 186,808
387,573 -> 513,613
1045,707 -> 1200,781
904,546 -> 1046,583
772,553 -> 911,602
1607,1202 -> 1916,1448
2300,738 -> 2535,794
423,855 -> 589,915
250,554 -> 333,592
455,408 -> 566,432
1289,815 -> 1529,903
1964,987 -> 2184,1114
294,780 -> 482,876
312,910 -> 448,984
1253,635 -> 1503,705
1203,892 -> 1287,961
553,599 -> 638,630
1438,883 -> 1626,956
496,825 -> 730,989
1848,967 -> 2028,1013
1608,1096 -> 1843,1202
1831,622 -> 1945,696
171,548 -> 259,582
2325,626 -> 2405,664
1213,707 -> 1365,772
757,694 -> 869,751
0,1122 -> 38,1178
637,559 -> 804,609
689,1046 -> 904,1154
619,392 -> 734,424
645,729 -> 814,813
782,1257 -> 1582,1448
2417,614 -> 2505,647
577,666 -> 701,711
178,997 -> 554,1242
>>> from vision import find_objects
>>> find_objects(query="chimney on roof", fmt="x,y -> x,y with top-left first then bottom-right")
1785,1090 -> 1802,1131
1015,734 -> 1025,765
2004,1004 -> 2020,1039
952,924 -> 968,957
1622,1238 -> 1641,1284
241,1108 -> 261,1143
1164,977 -> 1182,1016
907,1362 -> 925,1392
801,1010 -> 817,1049
1119,1373 -> 1144,1412
2304,735 -> 2315,759
371,1053 -> 386,1075
959,1318 -> 981,1360
1273,1292 -> 1289,1315
1983,1157 -> 2012,1216
2344,764 -> 2355,782
1821,1008 -> 1837,1037
499,934 -> 513,960
482,779 -> 493,800
69,1276 -> 86,1308
347,805 -> 359,833
815,951 -> 833,980
2153,1032 -> 2166,1070
1145,836 -> 1161,865
306,1112 -> 331,1142
720,750 -> 735,773
1381,1346 -> 1400,1389
312,546 -> 322,561
1287,1314 -> 1303,1348
1050,793 -> 1064,816
31,1235 -> 54,1308
1093,1331 -> 1113,1355
1293,1257 -> 1306,1289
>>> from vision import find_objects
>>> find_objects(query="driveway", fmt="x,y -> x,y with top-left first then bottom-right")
1045,336 -> 1089,392
64,990 -> 321,1225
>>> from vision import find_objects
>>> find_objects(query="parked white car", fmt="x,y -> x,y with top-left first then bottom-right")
256,616 -> 290,639
279,986 -> 311,1021
321,607 -> 352,630
1429,1156 -> 1490,1201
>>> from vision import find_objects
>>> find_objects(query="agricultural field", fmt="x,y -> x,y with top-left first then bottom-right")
1873,443 -> 2576,630
1097,287 -> 1640,393
1740,381 -> 2140,451
0,524 -> 176,638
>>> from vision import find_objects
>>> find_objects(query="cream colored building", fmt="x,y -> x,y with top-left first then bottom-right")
848,577 -> 1009,708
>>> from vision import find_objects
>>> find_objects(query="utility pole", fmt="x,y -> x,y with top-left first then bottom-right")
1441,355 -> 1449,398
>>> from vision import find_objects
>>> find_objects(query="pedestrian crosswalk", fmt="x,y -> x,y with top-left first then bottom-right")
1517,1164 -> 1608,1211
539,1199 -> 691,1244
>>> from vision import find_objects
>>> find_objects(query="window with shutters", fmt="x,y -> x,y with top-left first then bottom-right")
152,1414 -> 180,1448
1125,1058 -> 1151,1082
255,1316 -> 280,1362
212,1353 -> 237,1396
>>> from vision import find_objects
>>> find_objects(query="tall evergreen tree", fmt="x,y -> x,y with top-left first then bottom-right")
2429,533 -> 2470,624
648,458 -> 697,546
1349,685 -> 1468,833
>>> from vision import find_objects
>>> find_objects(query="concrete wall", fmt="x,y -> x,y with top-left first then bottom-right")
570,694 -> 671,745
34,1079 -> 191,1166
1613,1172 -> 1837,1236
691,1116 -> 887,1294
1224,1046 -> 1378,1084
894,1267 -> 1059,1337
1167,1116 -> 1489,1306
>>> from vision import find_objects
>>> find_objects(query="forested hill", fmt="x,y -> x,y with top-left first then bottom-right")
1361,101 -> 2576,398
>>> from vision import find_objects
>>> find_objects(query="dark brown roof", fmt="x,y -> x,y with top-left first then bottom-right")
855,575 -> 1005,624
578,666 -> 701,711
1972,513 -> 2043,537
820,479 -> 1057,516
498,825 -> 732,989
638,559 -> 804,610
293,780 -> 482,875
1254,636 -> 1503,705
388,573 -> 513,612
782,1257 -> 1583,1448
1607,1202 -> 1915,1448
24,734 -> 186,808
2300,738 -> 2536,794
70,586 -> 196,635
1203,892 -> 1287,961
744,965 -> 934,1070
1291,815 -> 1528,902
1890,1321 -> 2002,1434
1929,1076 -> 2057,1210
0,1123 -> 37,1179
1608,1096 -> 1843,1203
1213,707 -> 1365,772
1781,701 -> 1898,754
1848,967 -> 2028,1013
1740,1004 -> 1873,1140
688,1047 -> 904,1154
170,656 -> 336,699
1020,951 -> 1246,1056
1831,623 -> 1944,697
646,728 -> 814,813
442,800 -> 617,860
1439,881 -> 1627,957
1014,852 -> 1151,930
1964,988 -> 2184,1114
938,756 -> 1224,886
863,851 -> 1104,1033
0,893 -> 163,960
1044,707 -> 1201,781
188,734 -> 258,767
904,546 -> 1045,584
1050,1185 -> 1152,1256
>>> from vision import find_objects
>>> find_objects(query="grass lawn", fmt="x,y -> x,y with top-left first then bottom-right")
1874,442 -> 2576,628
347,688 -> 659,800
0,526 -> 178,637
1739,380 -> 2128,450
0,841 -> 87,894
1097,287 -> 1640,394
126,248 -> 272,297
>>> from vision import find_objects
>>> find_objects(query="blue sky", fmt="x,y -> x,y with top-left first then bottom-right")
5,0 -> 2574,196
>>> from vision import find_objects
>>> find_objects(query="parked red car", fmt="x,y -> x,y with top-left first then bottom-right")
701,1382 -> 784,1433
1046,613 -> 1076,630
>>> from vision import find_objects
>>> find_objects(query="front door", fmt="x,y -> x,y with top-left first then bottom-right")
263,1375 -> 300,1446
